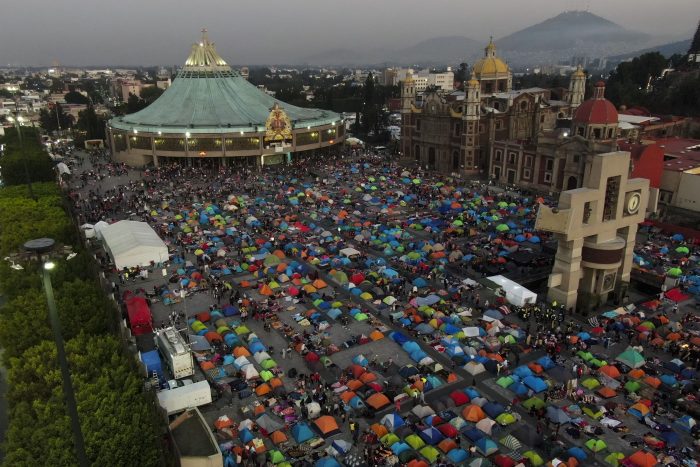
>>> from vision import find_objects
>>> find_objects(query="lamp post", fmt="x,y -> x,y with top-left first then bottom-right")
23,238 -> 89,467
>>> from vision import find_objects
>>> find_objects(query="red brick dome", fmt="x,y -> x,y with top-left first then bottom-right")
573,81 -> 618,125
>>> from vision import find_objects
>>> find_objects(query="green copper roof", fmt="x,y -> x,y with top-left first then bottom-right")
110,30 -> 340,134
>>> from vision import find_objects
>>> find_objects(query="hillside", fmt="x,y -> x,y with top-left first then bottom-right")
393,36 -> 482,65
495,11 -> 655,65
609,39 -> 692,62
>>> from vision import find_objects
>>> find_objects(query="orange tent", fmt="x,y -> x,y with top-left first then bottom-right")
599,365 -> 621,379
214,415 -> 234,430
360,372 -> 377,384
348,364 -> 365,379
259,284 -> 274,296
347,380 -> 364,391
255,383 -> 272,396
302,284 -> 317,293
276,263 -> 287,273
597,387 -> 617,398
234,346 -> 251,357
527,362 -> 544,374
270,430 -> 288,445
447,373 -> 458,383
643,376 -> 661,388
462,405 -> 486,422
247,439 -> 266,454
370,423 -> 388,438
200,361 -> 215,371
240,280 -> 251,288
254,404 -> 265,416
272,249 -> 286,259
629,368 -> 645,379
666,332 -> 681,341
627,450 -> 658,467
407,460 -> 429,467
366,393 -> 391,410
314,415 -> 341,437
370,330 -> 385,341
312,279 -> 328,289
340,391 -> 358,403
269,377 -> 283,389
630,402 -> 651,417
438,438 -> 458,453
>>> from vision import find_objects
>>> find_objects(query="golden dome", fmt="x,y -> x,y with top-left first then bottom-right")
572,65 -> 585,78
467,72 -> 479,87
472,57 -> 509,76
472,37 -> 509,77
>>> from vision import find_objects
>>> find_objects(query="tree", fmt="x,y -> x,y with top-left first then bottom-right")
76,105 -> 106,142
64,91 -> 89,105
126,93 -> 147,114
454,62 -> 470,87
139,85 -> 164,104
0,127 -> 57,188
4,335 -> 163,466
39,104 -> 72,133
605,52 -> 668,107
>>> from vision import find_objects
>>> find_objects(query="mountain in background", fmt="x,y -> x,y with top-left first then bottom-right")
494,11 -> 659,66
299,11 -> 666,67
608,39 -> 692,62
392,36 -> 482,65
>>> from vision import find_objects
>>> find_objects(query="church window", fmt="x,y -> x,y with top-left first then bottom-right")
416,119 -> 421,130
520,101 -> 528,110
593,128 -> 601,139
508,153 -> 516,164
602,176 -> 621,222
495,150 -> 502,162
577,126 -> 584,136
573,155 -> 580,163
545,159 -> 554,171
525,155 -> 533,166
454,124 -> 461,136
607,128 -> 614,138
523,169 -> 531,179
495,120 -> 503,130
543,172 -> 552,183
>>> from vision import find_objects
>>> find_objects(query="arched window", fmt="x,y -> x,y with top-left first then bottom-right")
452,151 -> 460,170
567,176 -> 578,190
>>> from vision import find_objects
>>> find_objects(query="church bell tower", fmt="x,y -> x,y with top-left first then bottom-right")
461,73 -> 481,171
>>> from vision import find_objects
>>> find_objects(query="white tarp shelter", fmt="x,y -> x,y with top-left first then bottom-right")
156,380 -> 212,415
486,275 -> 537,307
100,220 -> 169,269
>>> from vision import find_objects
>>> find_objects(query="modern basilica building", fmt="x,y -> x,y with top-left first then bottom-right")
108,30 -> 345,167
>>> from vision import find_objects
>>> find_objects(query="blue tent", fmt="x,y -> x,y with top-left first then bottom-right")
413,277 -> 428,287
465,388 -> 481,399
568,447 -> 587,461
249,341 -> 267,354
660,374 -> 677,386
291,422 -> 315,443
315,457 -> 341,467
447,448 -> 469,463
537,356 -> 556,370
475,437 -> 498,456
659,431 -> 680,446
513,366 -> 533,378
239,428 -> 254,443
418,426 -> 444,445
483,402 -> 505,418
391,441 -> 411,455
381,413 -> 405,431
352,355 -> 369,367
141,350 -> 165,384
464,428 -> 485,442
674,415 -> 696,432
523,375 -> 548,393
402,341 -> 421,353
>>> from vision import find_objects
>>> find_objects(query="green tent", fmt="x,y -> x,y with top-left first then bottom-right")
405,434 -> 425,450
419,446 -> 440,463
522,397 -> 545,410
269,450 -> 286,464
616,348 -> 645,368
585,438 -> 607,452
604,452 -> 625,466
261,359 -> 278,370
522,450 -> 544,466
667,267 -> 682,277
381,433 -> 399,446
624,380 -> 641,393
582,378 -> 601,390
235,325 -> 251,335
496,224 -> 510,232
260,370 -> 274,382
675,246 -> 690,254
496,413 -> 517,425
496,376 -> 514,388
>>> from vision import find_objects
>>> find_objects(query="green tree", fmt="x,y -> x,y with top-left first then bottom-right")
39,104 -> 71,133
605,52 -> 668,107
76,105 -> 106,142
126,93 -> 147,113
64,91 -> 89,105
0,127 -> 57,188
140,85 -> 164,104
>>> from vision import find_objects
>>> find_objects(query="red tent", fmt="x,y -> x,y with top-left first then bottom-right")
449,390 -> 470,406
665,288 -> 689,303
126,295 -> 152,336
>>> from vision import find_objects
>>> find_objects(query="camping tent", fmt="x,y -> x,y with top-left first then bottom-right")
486,275 -> 537,306
100,220 -> 169,269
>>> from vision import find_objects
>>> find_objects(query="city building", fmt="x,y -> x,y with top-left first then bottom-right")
536,150 -> 651,312
108,30 -> 344,167
400,39 -> 581,174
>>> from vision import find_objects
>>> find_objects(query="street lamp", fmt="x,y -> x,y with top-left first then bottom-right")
23,238 -> 89,467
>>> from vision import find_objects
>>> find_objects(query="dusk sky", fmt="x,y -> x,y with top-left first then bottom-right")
1,0 -> 697,66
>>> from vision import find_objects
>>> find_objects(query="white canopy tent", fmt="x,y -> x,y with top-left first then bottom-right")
100,220 -> 169,269
486,275 -> 537,307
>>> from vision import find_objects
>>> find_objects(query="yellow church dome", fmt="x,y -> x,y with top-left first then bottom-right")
472,57 -> 509,75
472,37 -> 510,77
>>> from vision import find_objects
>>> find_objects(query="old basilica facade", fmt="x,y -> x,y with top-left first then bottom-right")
400,39 -> 618,193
